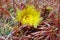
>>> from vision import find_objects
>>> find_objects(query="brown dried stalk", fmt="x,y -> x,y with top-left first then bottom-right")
0,7 -> 10,17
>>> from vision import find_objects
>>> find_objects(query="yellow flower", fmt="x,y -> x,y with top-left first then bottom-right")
16,5 -> 43,28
